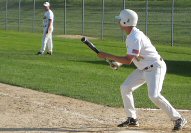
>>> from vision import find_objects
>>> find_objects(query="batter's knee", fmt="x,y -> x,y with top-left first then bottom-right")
120,84 -> 132,94
149,94 -> 161,103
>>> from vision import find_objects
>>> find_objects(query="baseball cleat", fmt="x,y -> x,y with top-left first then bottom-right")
173,117 -> 187,131
117,117 -> 139,127
36,51 -> 43,55
47,52 -> 52,55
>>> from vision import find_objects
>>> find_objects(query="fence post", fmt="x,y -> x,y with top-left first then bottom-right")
82,0 -> 84,35
32,0 -> 36,32
122,0 -> 125,41
171,0 -> 174,46
123,0 -> 125,9
145,0 -> 148,36
18,0 -> 21,32
101,0 -> 104,40
5,0 -> 8,31
64,0 -> 66,34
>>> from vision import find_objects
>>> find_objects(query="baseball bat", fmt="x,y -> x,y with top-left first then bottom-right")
81,37 -> 100,54
81,37 -> 121,70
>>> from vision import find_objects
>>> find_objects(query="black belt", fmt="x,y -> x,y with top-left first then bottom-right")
143,58 -> 163,70
144,65 -> 153,70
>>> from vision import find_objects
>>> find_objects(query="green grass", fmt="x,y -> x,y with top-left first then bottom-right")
0,30 -> 190,109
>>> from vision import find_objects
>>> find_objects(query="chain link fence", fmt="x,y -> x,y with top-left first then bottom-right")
0,0 -> 191,46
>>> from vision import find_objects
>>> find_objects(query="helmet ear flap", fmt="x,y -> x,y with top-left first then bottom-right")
121,18 -> 130,27
119,19 -> 126,27
117,9 -> 138,27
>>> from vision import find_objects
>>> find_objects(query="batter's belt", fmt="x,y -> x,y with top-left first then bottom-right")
143,58 -> 163,70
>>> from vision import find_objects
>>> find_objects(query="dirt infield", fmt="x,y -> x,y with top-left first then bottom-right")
0,83 -> 190,133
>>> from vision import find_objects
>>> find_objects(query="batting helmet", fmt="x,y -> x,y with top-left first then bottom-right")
115,9 -> 138,27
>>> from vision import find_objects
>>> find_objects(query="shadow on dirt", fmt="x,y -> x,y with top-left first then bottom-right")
0,127 -> 154,133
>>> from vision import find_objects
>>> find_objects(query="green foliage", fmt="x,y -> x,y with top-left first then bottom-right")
0,30 -> 190,109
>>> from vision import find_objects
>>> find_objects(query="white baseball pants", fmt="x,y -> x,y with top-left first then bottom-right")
40,28 -> 53,54
120,60 -> 181,121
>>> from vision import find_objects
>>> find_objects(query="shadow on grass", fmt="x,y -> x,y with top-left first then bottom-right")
74,60 -> 135,69
165,60 -> 191,77
70,59 -> 191,77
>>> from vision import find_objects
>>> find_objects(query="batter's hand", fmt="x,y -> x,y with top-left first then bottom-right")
106,59 -> 120,70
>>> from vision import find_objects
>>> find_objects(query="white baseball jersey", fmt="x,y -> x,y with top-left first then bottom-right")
44,9 -> 54,30
126,27 -> 160,70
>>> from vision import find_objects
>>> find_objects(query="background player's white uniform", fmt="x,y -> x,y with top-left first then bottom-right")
120,27 -> 181,120
40,9 -> 54,54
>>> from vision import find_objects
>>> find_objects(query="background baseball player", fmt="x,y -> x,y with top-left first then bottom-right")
37,1 -> 54,55
97,9 -> 187,131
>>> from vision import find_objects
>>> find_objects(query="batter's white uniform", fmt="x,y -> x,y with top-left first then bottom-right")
40,9 -> 54,54
121,27 -> 181,120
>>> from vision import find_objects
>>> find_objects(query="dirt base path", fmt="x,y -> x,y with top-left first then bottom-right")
0,83 -> 190,133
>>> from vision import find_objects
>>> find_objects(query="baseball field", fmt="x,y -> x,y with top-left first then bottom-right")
0,30 -> 191,109
0,0 -> 191,132
0,30 -> 190,132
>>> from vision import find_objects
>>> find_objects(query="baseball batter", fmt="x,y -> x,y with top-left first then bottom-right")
97,9 -> 187,131
37,2 -> 54,55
